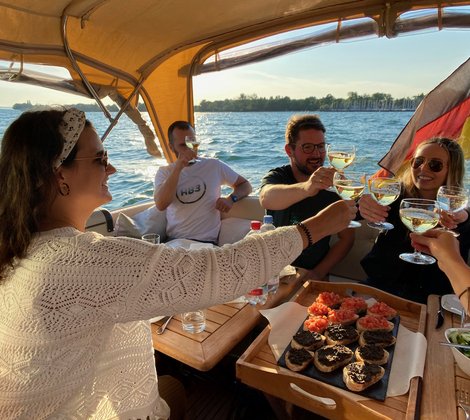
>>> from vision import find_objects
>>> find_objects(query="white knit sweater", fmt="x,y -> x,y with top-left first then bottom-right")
0,225 -> 302,419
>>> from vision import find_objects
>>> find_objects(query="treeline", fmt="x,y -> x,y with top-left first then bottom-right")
13,91 -> 426,113
195,92 -> 425,112
12,101 -> 119,112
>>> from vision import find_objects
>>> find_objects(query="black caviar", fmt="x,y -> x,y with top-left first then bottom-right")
287,348 -> 313,365
316,345 -> 352,366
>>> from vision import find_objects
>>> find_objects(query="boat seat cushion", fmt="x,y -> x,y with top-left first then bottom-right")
218,217 -> 252,245
114,205 -> 167,241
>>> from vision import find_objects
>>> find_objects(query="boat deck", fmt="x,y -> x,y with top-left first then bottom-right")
155,323 -> 324,419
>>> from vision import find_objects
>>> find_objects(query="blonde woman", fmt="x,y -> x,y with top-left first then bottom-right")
358,137 -> 470,303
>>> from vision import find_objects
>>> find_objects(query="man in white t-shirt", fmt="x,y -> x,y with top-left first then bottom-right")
154,121 -> 252,243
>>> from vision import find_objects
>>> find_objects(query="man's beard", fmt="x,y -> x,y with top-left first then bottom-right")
294,157 -> 323,176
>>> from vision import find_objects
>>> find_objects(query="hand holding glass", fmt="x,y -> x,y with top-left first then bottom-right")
367,177 -> 401,231
436,185 -> 469,236
327,144 -> 356,171
399,198 -> 439,265
333,171 -> 365,228
185,136 -> 201,164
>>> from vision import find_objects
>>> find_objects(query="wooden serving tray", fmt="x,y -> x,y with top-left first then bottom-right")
236,281 -> 427,420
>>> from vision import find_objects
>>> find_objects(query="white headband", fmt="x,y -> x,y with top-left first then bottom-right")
54,108 -> 86,170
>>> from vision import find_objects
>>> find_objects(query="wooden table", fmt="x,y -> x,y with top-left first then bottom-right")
421,294 -> 470,419
151,269 -> 307,371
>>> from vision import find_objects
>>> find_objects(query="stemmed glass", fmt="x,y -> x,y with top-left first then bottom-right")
367,177 -> 402,231
327,144 -> 356,171
436,185 -> 469,237
333,171 -> 365,228
185,135 -> 201,164
399,198 -> 440,265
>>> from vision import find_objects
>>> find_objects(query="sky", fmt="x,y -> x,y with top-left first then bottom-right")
0,29 -> 469,107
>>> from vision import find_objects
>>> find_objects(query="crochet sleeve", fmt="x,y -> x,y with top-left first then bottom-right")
40,226 -> 302,324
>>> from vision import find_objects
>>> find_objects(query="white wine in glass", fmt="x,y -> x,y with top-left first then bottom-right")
436,185 -> 469,236
368,177 -> 401,231
327,144 -> 356,171
399,198 -> 439,265
333,171 -> 365,228
185,136 -> 201,163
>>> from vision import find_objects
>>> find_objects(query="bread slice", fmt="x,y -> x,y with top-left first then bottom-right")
359,330 -> 397,348
285,348 -> 315,372
355,345 -> 389,365
291,330 -> 326,350
340,296 -> 368,315
315,291 -> 343,309
303,315 -> 329,333
307,302 -> 330,317
313,344 -> 353,373
356,315 -> 394,333
367,301 -> 398,320
328,309 -> 359,326
343,362 -> 385,392
324,324 -> 359,346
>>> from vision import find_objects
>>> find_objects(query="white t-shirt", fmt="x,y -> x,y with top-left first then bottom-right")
154,158 -> 239,242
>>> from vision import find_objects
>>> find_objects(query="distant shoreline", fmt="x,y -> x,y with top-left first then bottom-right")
10,91 -> 423,113
7,106 -> 417,113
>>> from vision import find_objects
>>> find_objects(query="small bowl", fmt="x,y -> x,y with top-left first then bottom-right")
445,328 -> 470,377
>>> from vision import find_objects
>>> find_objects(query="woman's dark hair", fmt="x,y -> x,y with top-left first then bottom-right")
0,109 -> 88,280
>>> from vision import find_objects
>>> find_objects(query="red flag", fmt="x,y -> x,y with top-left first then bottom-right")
377,58 -> 470,177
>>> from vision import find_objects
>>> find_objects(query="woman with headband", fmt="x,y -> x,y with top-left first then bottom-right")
358,138 -> 470,303
0,108 -> 356,419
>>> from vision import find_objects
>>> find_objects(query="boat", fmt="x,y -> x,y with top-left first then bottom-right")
1,1 -> 470,418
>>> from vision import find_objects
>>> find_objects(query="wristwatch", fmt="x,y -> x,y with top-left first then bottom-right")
229,194 -> 239,203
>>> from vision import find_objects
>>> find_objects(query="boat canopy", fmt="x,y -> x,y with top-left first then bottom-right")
1,0 -> 470,162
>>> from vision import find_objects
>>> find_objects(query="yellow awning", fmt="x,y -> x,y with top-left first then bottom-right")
1,0 -> 469,162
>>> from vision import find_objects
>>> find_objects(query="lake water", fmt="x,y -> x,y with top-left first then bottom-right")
1,109 -> 468,210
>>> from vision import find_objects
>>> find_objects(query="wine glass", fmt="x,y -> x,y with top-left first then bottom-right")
185,135 -> 201,163
367,177 -> 402,231
399,198 -> 440,265
327,143 -> 356,171
436,185 -> 469,236
333,171 -> 365,228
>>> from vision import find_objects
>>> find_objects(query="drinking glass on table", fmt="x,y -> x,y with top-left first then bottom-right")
333,171 -> 365,228
327,143 -> 356,171
182,310 -> 206,334
367,177 -> 402,231
141,233 -> 160,244
185,135 -> 201,164
436,185 -> 469,237
399,198 -> 439,265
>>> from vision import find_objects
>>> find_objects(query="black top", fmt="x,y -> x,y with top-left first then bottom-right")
260,165 -> 340,269
360,195 -> 470,304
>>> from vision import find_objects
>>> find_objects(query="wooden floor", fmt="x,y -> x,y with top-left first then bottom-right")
155,323 -> 326,420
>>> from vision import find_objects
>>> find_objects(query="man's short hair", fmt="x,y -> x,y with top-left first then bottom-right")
285,115 -> 326,145
168,121 -> 194,145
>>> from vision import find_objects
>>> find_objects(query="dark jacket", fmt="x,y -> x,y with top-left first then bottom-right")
361,196 -> 470,303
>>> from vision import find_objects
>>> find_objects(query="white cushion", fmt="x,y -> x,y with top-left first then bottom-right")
114,205 -> 167,241
217,217 -> 252,245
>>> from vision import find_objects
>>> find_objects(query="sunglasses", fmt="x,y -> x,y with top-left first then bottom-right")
296,142 -> 326,154
410,156 -> 445,173
74,150 -> 109,169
